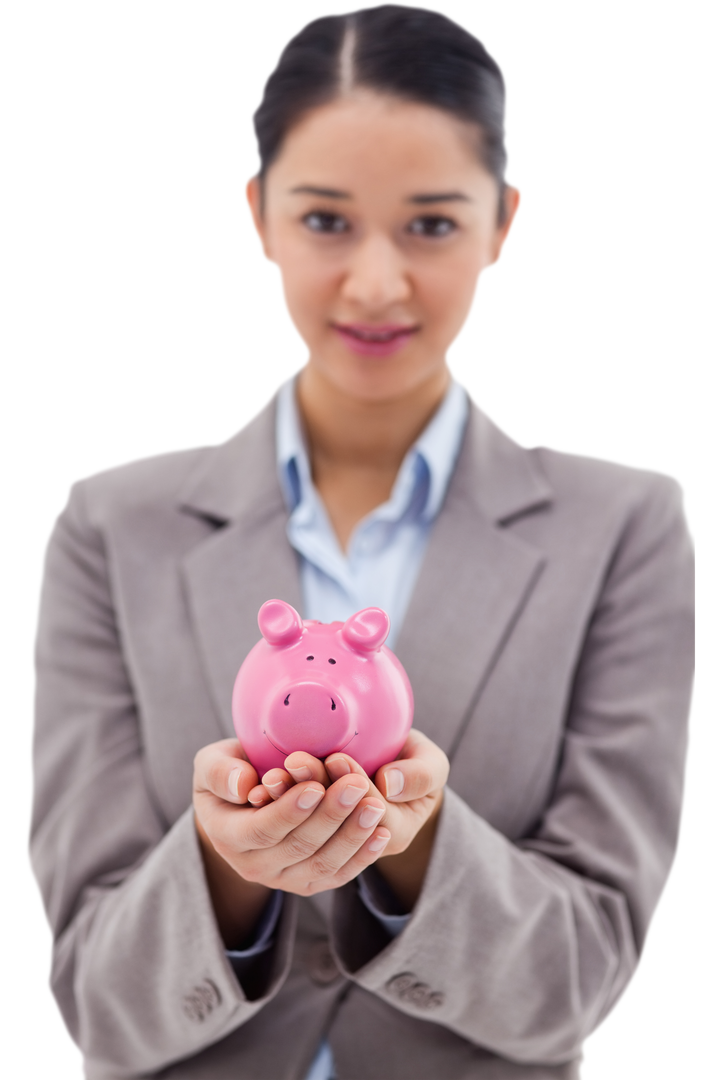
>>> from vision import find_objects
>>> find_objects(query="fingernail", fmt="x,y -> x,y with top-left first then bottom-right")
297,787 -> 324,810
228,769 -> 241,798
385,769 -> 404,799
368,832 -> 391,854
358,804 -> 384,829
288,765 -> 312,781
326,757 -> 351,779
264,779 -> 288,796
339,783 -> 368,807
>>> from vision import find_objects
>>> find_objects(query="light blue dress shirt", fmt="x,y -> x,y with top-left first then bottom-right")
228,376 -> 468,1080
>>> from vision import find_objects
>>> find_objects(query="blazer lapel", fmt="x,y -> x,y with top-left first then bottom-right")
177,400 -> 302,738
394,404 -> 552,760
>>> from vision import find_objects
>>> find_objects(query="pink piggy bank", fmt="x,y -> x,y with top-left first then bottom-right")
232,599 -> 414,779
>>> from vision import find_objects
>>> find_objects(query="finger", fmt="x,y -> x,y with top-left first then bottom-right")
375,730 -> 449,803
215,780 -> 328,860
193,738 -> 259,804
329,827 -> 392,887
248,784 -> 273,807
201,778 -> 329,874
275,772 -> 371,867
324,753 -> 368,783
324,755 -> 395,825
283,751 -> 331,788
280,796 -> 389,888
260,768 -> 292,801
306,796 -> 388,876
323,738 -> 446,859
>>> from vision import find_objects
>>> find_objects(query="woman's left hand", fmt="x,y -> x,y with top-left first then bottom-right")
250,729 -> 449,909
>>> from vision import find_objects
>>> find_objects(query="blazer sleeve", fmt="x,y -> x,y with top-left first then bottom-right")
30,481 -> 297,1078
330,473 -> 694,1065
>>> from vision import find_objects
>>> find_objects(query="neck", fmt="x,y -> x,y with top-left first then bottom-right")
296,364 -> 450,474
294,363 -> 450,550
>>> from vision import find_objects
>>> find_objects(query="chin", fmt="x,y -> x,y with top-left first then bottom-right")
316,345 -> 446,404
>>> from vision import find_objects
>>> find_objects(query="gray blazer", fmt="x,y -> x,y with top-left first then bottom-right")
31,399 -> 694,1080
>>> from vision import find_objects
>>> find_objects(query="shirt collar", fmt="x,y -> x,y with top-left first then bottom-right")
276,376 -> 468,525
276,376 -> 310,513
412,378 -> 468,520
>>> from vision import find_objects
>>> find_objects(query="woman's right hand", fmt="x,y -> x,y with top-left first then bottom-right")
192,738 -> 390,948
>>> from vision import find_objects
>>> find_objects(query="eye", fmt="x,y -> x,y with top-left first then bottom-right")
328,658 -> 336,665
407,215 -> 457,238
302,211 -> 349,235
306,655 -> 314,661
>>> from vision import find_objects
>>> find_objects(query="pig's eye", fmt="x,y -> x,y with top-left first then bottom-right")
328,658 -> 336,665
306,655 -> 314,660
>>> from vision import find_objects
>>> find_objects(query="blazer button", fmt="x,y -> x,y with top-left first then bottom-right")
308,941 -> 341,985
386,972 -> 417,997
404,981 -> 432,1007
385,973 -> 444,1011
182,978 -> 222,1022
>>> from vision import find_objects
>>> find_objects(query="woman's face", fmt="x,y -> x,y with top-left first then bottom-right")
248,91 -> 518,404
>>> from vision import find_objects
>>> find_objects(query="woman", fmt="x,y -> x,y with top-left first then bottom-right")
31,7 -> 694,1080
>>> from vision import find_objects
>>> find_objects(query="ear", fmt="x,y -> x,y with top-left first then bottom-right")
258,599 -> 303,646
341,608 -> 390,653
246,175 -> 273,261
488,184 -> 520,264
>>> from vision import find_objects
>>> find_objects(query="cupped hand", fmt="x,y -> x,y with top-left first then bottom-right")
192,738 -> 391,901
253,728 -> 450,861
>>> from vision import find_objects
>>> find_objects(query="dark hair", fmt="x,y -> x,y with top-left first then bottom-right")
253,5 -> 508,219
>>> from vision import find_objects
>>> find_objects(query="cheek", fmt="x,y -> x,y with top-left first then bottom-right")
417,252 -> 483,333
278,248 -> 340,330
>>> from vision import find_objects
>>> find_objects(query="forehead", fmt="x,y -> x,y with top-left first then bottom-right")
266,91 -> 492,196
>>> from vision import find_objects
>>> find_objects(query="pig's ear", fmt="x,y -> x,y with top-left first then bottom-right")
258,599 -> 303,646
341,607 -> 390,653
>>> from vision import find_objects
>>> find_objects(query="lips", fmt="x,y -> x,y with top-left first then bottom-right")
333,322 -> 418,358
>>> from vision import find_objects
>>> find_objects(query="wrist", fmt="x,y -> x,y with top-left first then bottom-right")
195,813 -> 273,949
375,790 -> 444,910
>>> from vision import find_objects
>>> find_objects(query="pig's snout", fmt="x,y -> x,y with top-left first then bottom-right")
265,681 -> 354,759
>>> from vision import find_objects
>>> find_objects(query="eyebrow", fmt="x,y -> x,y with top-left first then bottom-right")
289,185 -> 351,198
289,185 -> 472,204
407,192 -> 471,204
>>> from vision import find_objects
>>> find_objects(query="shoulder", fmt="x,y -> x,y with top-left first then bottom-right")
66,445 -> 213,532
63,396 -> 279,534
533,445 -> 684,519
461,402 -> 686,537
530,447 -> 688,556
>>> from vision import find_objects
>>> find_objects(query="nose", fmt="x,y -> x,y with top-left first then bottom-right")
266,681 -> 353,759
340,232 -> 411,311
